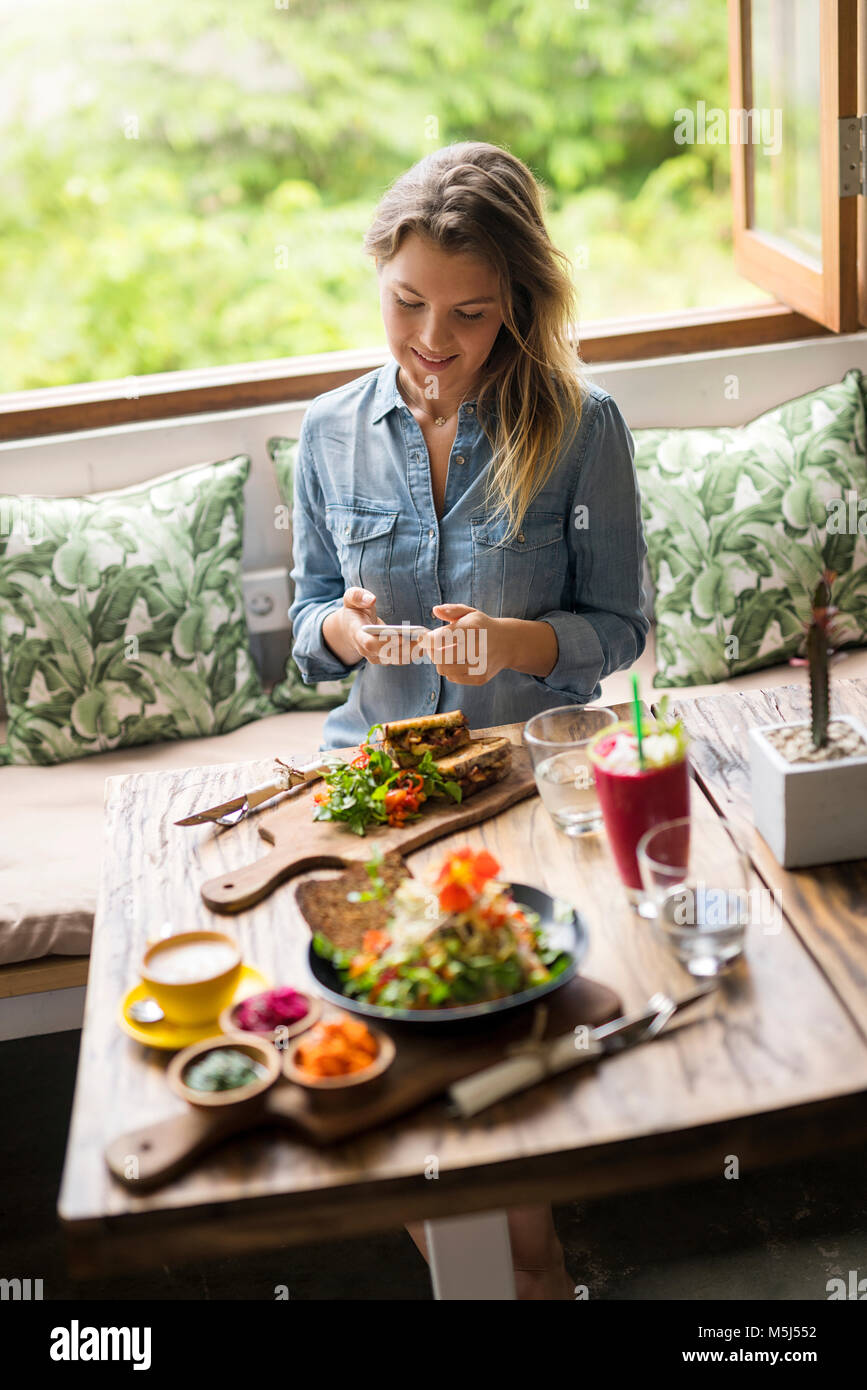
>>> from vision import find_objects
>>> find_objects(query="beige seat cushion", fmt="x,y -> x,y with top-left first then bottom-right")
0,710 -> 329,966
3,634 -> 867,966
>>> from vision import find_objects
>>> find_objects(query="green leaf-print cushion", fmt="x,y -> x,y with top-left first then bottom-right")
267,435 -> 357,712
269,435 -> 297,515
0,454 -> 272,765
633,368 -> 867,687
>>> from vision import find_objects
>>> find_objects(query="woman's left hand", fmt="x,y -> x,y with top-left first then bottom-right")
422,604 -> 512,685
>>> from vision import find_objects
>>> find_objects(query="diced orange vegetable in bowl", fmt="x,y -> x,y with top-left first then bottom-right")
294,1018 -> 380,1078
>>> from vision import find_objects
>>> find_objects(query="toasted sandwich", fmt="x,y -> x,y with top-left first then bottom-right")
429,735 -> 512,799
382,709 -> 471,767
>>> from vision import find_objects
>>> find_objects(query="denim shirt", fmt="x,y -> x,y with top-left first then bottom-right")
289,355 -> 649,750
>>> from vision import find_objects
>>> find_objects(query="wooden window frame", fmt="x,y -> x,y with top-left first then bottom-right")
0,303 -> 831,443
729,0 -> 860,332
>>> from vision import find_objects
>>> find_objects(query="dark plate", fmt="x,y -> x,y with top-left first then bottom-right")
307,881 -> 588,1027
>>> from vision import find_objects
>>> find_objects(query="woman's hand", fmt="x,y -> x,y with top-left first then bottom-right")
425,604 -> 560,683
336,588 -> 424,666
422,604 -> 513,685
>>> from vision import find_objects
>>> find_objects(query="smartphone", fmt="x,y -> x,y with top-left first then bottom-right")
361,624 -> 430,639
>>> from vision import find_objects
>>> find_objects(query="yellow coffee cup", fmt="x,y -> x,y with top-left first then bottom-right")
140,930 -> 242,1026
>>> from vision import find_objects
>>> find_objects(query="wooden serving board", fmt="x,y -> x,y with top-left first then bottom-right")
105,974 -> 621,1191
201,742 -> 538,913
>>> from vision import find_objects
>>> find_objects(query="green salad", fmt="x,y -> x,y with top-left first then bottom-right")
314,846 -> 572,1011
311,723 -> 462,836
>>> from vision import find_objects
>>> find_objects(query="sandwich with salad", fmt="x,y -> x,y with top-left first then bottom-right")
311,712 -> 512,835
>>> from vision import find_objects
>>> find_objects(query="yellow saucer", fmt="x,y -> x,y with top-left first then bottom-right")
119,965 -> 270,1050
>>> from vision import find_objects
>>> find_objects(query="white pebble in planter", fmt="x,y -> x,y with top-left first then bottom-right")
748,715 -> 867,868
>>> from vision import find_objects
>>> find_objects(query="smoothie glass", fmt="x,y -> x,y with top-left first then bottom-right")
587,719 -> 691,914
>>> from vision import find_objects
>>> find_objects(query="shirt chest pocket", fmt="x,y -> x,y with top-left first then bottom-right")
327,503 -> 400,620
470,510 -> 567,618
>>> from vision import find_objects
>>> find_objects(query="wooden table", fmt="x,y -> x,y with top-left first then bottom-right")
58,687 -> 867,1298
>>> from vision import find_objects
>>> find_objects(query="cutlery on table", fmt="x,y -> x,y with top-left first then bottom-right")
447,981 -> 719,1117
173,757 -> 336,827
128,997 -> 165,1024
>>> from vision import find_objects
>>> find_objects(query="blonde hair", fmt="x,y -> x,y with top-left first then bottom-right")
363,142 -> 586,542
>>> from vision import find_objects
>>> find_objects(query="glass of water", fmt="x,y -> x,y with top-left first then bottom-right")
637,816 -> 752,976
523,706 -> 617,836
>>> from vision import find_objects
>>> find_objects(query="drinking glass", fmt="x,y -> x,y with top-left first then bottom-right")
587,722 -> 690,914
637,816 -> 752,976
523,706 -> 617,835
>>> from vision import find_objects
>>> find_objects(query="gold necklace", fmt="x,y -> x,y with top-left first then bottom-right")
397,368 -> 466,427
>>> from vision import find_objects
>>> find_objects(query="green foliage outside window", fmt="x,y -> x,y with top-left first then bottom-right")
0,0 -> 769,391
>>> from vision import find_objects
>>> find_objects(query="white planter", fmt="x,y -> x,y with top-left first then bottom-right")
748,715 -> 867,868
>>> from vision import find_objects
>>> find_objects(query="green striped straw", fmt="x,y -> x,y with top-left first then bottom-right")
631,671 -> 646,770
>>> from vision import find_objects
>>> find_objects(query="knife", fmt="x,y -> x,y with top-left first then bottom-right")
447,981 -> 718,1118
173,757 -> 336,827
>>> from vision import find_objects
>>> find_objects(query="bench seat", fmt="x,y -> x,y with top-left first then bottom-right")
0,709 -> 330,969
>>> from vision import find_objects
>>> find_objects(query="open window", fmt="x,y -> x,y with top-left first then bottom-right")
728,0 -> 861,332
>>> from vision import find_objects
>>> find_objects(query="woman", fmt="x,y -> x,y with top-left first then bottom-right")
289,142 -> 649,1298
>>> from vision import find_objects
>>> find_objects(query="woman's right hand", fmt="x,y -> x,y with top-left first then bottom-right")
339,588 -> 423,666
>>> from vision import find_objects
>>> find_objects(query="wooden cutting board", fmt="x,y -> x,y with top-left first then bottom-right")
105,973 -> 621,1191
201,742 -> 538,913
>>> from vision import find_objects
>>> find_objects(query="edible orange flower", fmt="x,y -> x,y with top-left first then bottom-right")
362,928 -> 391,954
435,847 -> 501,913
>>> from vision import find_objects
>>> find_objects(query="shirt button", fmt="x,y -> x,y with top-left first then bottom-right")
517,532 -> 525,543
428,528 -> 434,538
429,692 -> 436,702
455,455 -> 465,465
466,405 -> 475,415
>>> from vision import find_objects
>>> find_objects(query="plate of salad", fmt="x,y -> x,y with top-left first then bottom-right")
307,846 -> 587,1025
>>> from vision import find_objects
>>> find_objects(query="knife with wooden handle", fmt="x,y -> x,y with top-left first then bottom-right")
446,982 -> 718,1117
173,759 -> 333,826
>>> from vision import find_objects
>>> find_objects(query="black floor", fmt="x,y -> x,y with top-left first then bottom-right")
2,1030 -> 865,1300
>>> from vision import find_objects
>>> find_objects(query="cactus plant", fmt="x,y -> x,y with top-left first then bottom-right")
790,570 -> 839,750
752,568 -> 867,868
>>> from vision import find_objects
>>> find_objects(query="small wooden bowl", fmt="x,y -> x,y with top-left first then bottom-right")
218,989 -> 321,1046
168,1033 -> 281,1109
283,1024 -> 395,1091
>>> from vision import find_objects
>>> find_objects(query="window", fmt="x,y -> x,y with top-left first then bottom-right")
728,0 -> 860,331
